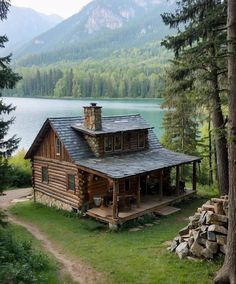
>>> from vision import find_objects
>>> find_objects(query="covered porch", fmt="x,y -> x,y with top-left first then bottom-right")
86,161 -> 198,225
87,189 -> 195,225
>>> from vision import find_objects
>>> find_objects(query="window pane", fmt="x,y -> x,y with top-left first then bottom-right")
68,174 -> 75,191
138,133 -> 145,148
114,134 -> 122,151
104,136 -> 113,152
56,138 -> 61,155
42,167 -> 48,183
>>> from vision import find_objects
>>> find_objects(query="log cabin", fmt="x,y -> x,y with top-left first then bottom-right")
25,103 -> 200,227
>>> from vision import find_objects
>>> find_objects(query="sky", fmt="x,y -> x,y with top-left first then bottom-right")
11,0 -> 93,18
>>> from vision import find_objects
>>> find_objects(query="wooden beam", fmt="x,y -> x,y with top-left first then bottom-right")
137,176 -> 141,208
112,180 -> 119,219
159,170 -> 163,201
176,165 -> 180,195
192,161 -> 197,192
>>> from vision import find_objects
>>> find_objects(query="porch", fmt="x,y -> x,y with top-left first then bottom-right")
87,189 -> 196,225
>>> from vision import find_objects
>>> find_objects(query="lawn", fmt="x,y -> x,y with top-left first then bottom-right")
11,198 -> 222,284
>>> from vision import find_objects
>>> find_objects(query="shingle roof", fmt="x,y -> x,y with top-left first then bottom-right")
25,115 -> 200,179
72,114 -> 151,135
76,129 -> 200,179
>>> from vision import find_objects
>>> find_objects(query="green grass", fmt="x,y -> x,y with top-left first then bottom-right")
5,223 -> 75,284
10,198 -> 222,284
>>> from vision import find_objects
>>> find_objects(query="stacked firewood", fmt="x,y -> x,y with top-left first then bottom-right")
170,196 -> 228,259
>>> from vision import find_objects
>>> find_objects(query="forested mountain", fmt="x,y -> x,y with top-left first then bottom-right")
16,0 -> 175,66
0,6 -> 62,56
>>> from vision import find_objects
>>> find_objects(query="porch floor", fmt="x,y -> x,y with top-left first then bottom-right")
86,190 -> 196,225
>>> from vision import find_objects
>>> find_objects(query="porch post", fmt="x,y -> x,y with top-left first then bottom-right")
176,165 -> 180,195
137,176 -> 141,208
159,170 -> 163,201
112,180 -> 119,219
192,161 -> 197,192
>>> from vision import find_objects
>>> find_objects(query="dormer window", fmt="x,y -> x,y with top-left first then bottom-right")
138,132 -> 145,148
104,136 -> 113,152
114,134 -> 122,151
56,137 -> 61,155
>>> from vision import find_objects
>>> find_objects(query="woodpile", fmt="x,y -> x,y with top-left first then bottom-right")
170,196 -> 228,259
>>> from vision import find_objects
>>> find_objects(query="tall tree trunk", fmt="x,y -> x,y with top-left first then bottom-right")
214,0 -> 236,282
208,114 -> 213,185
211,71 -> 229,195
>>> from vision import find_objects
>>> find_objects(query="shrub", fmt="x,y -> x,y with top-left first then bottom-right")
8,149 -> 32,188
0,227 -> 50,284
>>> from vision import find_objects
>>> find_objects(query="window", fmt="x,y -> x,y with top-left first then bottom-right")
114,134 -> 122,151
42,167 -> 48,183
138,132 -> 145,148
67,174 -> 75,192
125,179 -> 130,192
56,137 -> 61,156
104,136 -> 113,152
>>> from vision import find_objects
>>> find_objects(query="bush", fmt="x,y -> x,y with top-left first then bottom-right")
0,227 -> 50,284
8,149 -> 32,188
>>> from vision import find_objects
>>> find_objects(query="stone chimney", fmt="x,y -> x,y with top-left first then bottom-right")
83,103 -> 102,131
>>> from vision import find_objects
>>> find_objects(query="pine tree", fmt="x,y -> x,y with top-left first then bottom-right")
0,0 -> 21,193
161,61 -> 199,155
161,0 -> 229,195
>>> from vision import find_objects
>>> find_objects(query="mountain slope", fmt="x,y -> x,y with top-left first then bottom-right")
0,6 -> 62,55
16,0 -> 175,66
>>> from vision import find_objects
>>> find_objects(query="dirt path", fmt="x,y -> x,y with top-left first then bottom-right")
0,189 -> 103,284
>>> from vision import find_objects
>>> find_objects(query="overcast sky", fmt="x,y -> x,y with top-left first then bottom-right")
11,0 -> 93,18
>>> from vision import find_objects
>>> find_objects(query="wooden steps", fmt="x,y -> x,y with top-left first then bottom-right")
155,206 -> 181,216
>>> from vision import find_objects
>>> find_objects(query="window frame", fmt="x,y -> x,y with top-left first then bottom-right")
138,132 -> 145,149
67,174 -> 76,193
41,166 -> 49,183
104,135 -> 113,153
55,137 -> 61,156
114,133 -> 123,152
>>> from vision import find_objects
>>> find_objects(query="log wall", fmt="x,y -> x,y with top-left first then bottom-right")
33,156 -> 80,209
36,128 -> 72,162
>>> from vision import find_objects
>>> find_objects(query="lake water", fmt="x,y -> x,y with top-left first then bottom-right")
2,97 -> 165,151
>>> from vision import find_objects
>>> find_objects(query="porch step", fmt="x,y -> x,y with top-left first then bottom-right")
155,206 -> 181,216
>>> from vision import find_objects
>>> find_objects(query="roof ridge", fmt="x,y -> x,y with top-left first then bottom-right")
102,113 -> 141,119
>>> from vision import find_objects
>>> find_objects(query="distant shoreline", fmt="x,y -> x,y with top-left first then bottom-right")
3,95 -> 163,101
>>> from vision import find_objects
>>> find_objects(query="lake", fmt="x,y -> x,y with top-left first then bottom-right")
2,97 -> 165,151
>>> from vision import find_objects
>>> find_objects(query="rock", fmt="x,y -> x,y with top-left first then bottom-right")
200,231 -> 207,239
200,225 -> 208,232
206,211 -> 228,225
207,231 -> 216,242
216,235 -> 227,246
206,240 -> 218,254
187,236 -> 194,248
170,240 -> 179,252
202,204 -> 215,212
214,202 -> 224,215
198,237 -> 207,246
190,241 -> 204,257
174,236 -> 181,243
208,224 -> 228,235
199,211 -> 207,225
145,223 -> 154,227
220,245 -> 227,254
201,248 -> 214,259
179,226 -> 189,236
129,227 -> 141,232
176,242 -> 189,259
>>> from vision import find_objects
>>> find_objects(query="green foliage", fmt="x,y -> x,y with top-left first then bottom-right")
0,223 -> 60,284
8,149 -> 32,188
7,45 -> 170,98
0,0 -> 21,193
